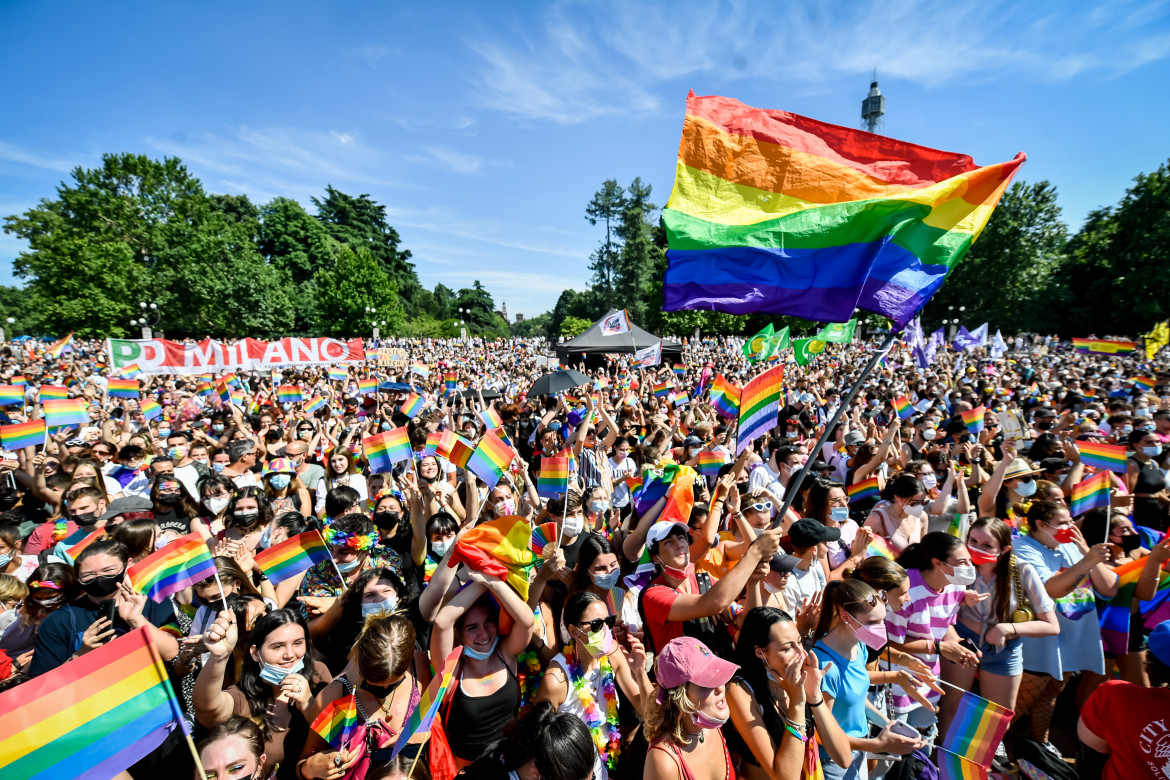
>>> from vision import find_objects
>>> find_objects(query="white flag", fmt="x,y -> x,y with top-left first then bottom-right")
991,329 -> 1008,358
635,341 -> 661,367
601,309 -> 631,336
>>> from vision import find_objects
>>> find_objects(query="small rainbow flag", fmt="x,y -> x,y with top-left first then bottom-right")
653,381 -> 672,398
444,371 -> 458,394
530,522 -> 559,555
63,528 -> 105,562
0,419 -> 45,449
479,407 -> 503,430
105,378 -> 140,399
935,746 -> 988,780
38,385 -> 68,401
448,434 -> 475,468
1078,441 -> 1127,473
467,430 -> 516,489
388,645 -> 463,760
1071,470 -> 1111,516
254,531 -> 332,585
365,348 -> 378,361
194,381 -> 214,397
139,400 -> 163,421
215,381 -> 231,404
9,376 -> 26,387
276,384 -> 302,404
1073,338 -> 1137,355
0,385 -> 23,407
939,691 -> 1013,769
229,390 -> 245,407
218,372 -> 239,387
624,473 -> 644,495
328,367 -> 347,382
672,363 -> 686,375
43,398 -> 89,429
1132,376 -> 1156,392
119,362 -> 143,379
960,406 -> 986,434
848,477 -> 880,504
710,375 -> 741,420
358,378 -> 377,396
0,626 -> 188,780
866,536 -> 897,560
304,395 -> 327,414
400,392 -> 426,419
424,430 -> 456,459
698,450 -> 725,477
538,455 -> 569,499
737,365 -> 784,455
893,395 -> 914,421
411,362 -> 430,377
128,532 -> 216,603
310,692 -> 360,750
364,427 -> 413,473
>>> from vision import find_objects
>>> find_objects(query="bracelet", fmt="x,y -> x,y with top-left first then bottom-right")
807,698 -> 825,707
933,639 -> 942,655
783,714 -> 806,730
783,724 -> 808,742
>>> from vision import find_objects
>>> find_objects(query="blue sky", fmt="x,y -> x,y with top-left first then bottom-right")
2,0 -> 1169,318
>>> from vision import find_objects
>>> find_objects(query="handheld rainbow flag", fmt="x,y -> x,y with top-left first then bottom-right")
960,406 -> 986,434
848,477 -> 881,504
328,367 -> 347,382
411,361 -> 430,377
444,371 -> 458,394
128,532 -> 216,603
1132,376 -> 1156,392
364,428 -> 412,472
672,363 -> 686,375
105,378 -> 140,399
194,381 -> 214,397
529,522 -> 559,555
1070,470 -> 1111,516
0,385 -> 23,406
866,536 -> 896,560
652,381 -> 672,399
893,396 -> 914,421
448,434 -> 475,469
358,378 -> 377,396
698,450 -> 725,477
736,365 -> 784,455
939,690 -> 1013,769
0,419 -> 45,450
400,393 -> 427,419
479,407 -> 503,430
310,693 -> 360,750
304,395 -> 327,414
0,626 -> 188,780
935,746 -> 988,780
467,430 -> 516,488
253,531 -> 332,586
45,332 -> 74,359
38,385 -> 68,400
423,430 -> 456,459
538,455 -> 569,499
1073,338 -> 1137,355
276,385 -> 302,404
1077,441 -> 1127,473
42,398 -> 88,429
389,645 -> 463,760
9,376 -> 26,387
709,375 -> 741,419
229,390 -> 245,407
139,400 -> 163,421
119,362 -> 143,379
61,528 -> 105,563
661,92 -> 1025,327
449,515 -> 537,600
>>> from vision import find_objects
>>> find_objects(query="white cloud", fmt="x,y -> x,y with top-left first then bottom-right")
353,44 -> 398,69
404,146 -> 509,175
384,204 -> 591,259
0,141 -> 79,173
331,132 -> 355,145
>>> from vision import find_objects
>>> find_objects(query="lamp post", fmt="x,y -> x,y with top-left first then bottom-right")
138,302 -> 160,339
458,307 -> 467,341
365,306 -> 379,341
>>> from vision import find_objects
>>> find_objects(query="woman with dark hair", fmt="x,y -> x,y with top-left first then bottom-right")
223,487 -> 275,552
804,479 -> 871,581
107,516 -> 157,564
315,449 -> 367,514
864,473 -> 929,555
194,473 -> 238,539
195,607 -> 332,780
194,715 -> 269,780
309,566 -> 410,674
0,561 -> 74,672
726,606 -> 852,780
534,590 -> 650,780
151,475 -> 200,532
1127,428 -> 1169,532
573,533 -> 639,631
456,700 -> 597,780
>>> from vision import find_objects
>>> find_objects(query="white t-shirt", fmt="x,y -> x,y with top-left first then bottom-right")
608,455 -> 638,508
783,559 -> 827,614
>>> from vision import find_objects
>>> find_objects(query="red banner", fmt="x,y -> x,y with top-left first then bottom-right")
106,337 -> 365,375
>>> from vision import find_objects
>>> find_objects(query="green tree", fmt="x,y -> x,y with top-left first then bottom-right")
614,177 -> 659,323
560,316 -> 591,338
512,312 -> 552,339
585,180 -> 626,300
549,288 -> 602,340
0,286 -> 32,336
311,246 -> 404,337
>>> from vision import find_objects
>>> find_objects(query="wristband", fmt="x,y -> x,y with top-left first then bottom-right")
933,639 -> 941,655
783,723 -> 808,742
808,698 -> 825,707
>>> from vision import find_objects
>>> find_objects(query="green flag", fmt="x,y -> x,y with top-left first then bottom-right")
815,319 -> 857,344
768,326 -> 791,352
792,338 -> 827,366
742,324 -> 774,361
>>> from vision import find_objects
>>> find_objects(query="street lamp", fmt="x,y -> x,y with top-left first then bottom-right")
365,306 -> 381,341
139,301 -> 160,339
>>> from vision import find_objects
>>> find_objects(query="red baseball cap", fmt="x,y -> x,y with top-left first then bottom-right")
655,636 -> 738,690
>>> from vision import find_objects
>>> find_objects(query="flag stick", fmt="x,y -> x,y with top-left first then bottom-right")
212,568 -> 231,614
772,330 -> 899,529
406,738 -> 427,779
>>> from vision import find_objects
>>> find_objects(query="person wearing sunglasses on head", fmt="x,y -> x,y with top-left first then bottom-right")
864,473 -> 930,556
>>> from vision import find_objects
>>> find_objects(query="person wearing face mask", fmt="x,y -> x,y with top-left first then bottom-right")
308,567 -> 410,674
150,476 -> 198,534
810,581 -> 925,778
864,474 -> 930,555
543,491 -> 589,570
0,563 -> 73,673
977,440 -> 1044,521
29,539 -> 179,676
885,533 -> 982,738
0,525 -> 37,582
804,480 -> 873,581
903,416 -> 939,463
299,614 -> 420,778
1127,429 -> 1170,532
582,486 -> 611,536
283,440 -> 325,494
1009,500 -> 1119,758
301,515 -> 400,603
535,591 -> 652,780
607,436 -> 638,517
262,458 -> 311,519
574,534 -> 641,632
223,488 -> 275,553
939,518 -> 1058,759
196,608 -> 330,780
194,716 -> 269,780
197,474 -> 238,538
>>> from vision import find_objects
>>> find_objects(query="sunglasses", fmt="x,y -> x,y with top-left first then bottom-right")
745,500 -> 773,513
574,615 -> 617,633
846,591 -> 887,608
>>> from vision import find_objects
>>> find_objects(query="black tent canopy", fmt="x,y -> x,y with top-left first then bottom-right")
555,310 -> 683,369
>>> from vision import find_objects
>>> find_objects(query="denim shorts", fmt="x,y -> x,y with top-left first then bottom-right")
955,620 -> 1023,677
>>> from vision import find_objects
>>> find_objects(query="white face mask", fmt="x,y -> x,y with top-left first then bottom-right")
944,563 -> 977,587
920,473 -> 938,490
206,496 -> 230,515
562,514 -> 584,537
921,428 -> 937,441
905,503 -> 925,517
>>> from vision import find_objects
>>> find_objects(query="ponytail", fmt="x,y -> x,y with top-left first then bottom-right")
896,531 -> 962,572
811,579 -> 878,645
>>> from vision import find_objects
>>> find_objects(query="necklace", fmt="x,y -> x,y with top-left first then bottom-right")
685,726 -> 705,744
565,642 -> 621,770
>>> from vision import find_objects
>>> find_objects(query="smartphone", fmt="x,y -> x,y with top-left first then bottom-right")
958,637 -> 980,655
888,720 -> 920,740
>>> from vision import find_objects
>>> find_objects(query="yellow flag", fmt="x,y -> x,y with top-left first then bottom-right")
1146,320 -> 1169,360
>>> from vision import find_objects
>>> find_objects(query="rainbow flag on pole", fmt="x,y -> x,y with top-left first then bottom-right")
443,371 -> 458,394
139,400 -> 163,421
304,395 -> 327,414
253,531 -> 332,586
1073,338 -> 1137,355
736,365 -> 784,455
1077,441 -> 1127,473
105,378 -> 140,399
310,693 -> 360,750
128,532 -> 216,602
389,645 -> 463,760
400,392 -> 426,419
0,626 -> 188,780
276,385 -> 302,404
661,92 -> 1025,327
38,385 -> 68,401
0,385 -> 23,407
363,428 -> 412,473
935,746 -> 988,780
698,450 -> 725,477
709,374 -> 741,420
478,407 -> 503,430
538,455 -> 569,499
42,398 -> 88,429
0,419 -> 45,450
423,430 -> 456,460
45,332 -> 74,359
358,378 -> 377,396
1070,470 -> 1111,516
1132,376 -> 1156,392
328,367 -> 347,382
467,430 -> 516,489
848,477 -> 881,504
939,690 -> 1013,769
960,406 -> 986,434
448,434 -> 475,468
893,395 -> 914,421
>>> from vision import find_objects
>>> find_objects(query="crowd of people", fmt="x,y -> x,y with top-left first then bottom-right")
2,329 -> 1170,780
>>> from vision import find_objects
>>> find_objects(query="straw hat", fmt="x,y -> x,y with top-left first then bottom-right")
1004,458 -> 1042,481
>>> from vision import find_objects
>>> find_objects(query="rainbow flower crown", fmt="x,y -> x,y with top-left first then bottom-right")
322,523 -> 379,551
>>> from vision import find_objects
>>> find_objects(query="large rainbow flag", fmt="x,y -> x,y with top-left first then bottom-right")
0,627 -> 187,780
661,92 -> 1024,327
447,515 -> 536,601
254,531 -> 333,585
1073,338 -> 1137,355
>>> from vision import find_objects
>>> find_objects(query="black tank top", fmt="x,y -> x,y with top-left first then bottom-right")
1130,456 -> 1166,494
445,655 -> 520,761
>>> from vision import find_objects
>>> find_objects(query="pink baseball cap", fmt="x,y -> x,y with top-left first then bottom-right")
655,637 -> 738,690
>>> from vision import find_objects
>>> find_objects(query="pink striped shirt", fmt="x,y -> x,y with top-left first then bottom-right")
884,568 -> 963,712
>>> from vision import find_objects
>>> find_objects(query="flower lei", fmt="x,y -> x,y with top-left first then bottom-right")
516,648 -> 542,709
321,523 -> 379,551
564,641 -> 621,770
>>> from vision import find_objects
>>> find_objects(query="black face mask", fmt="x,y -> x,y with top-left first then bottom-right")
80,568 -> 124,599
373,511 -> 402,531
1036,420 -> 1054,430
360,674 -> 405,700
72,511 -> 99,527
1119,533 -> 1142,553
158,493 -> 182,506
420,472 -> 440,484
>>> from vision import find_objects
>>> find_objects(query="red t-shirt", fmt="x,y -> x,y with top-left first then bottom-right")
23,520 -> 78,556
1081,680 -> 1170,780
641,571 -> 700,653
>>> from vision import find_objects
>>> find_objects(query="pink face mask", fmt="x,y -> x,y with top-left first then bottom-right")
843,611 -> 888,651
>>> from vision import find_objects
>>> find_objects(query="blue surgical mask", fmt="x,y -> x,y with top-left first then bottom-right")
269,474 -> 291,489
1144,446 -> 1163,458
830,507 -> 850,523
157,429 -> 171,439
361,596 -> 398,617
463,636 -> 499,661
258,657 -> 304,685
212,424 -> 225,434
0,551 -> 11,569
592,570 -> 620,590
212,462 -> 226,473
1015,479 -> 1037,498
336,557 -> 363,573
258,525 -> 272,549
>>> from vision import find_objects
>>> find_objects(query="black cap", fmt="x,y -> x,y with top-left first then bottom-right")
769,553 -> 800,574
789,519 -> 842,548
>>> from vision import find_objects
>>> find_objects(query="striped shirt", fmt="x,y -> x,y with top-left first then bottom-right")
884,568 -> 963,713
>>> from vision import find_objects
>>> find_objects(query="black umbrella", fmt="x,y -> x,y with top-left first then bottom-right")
528,368 -> 590,397
454,388 -> 503,401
